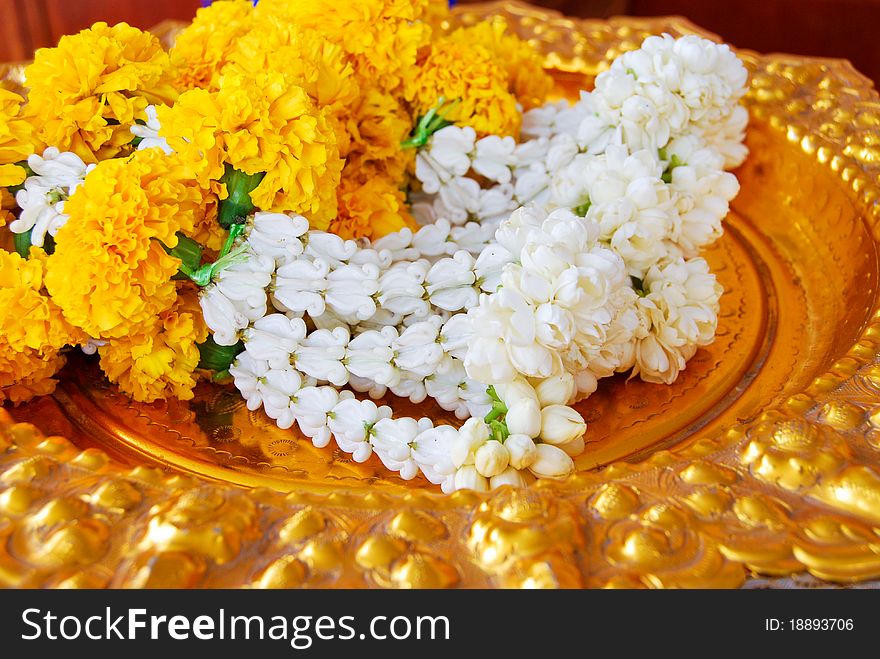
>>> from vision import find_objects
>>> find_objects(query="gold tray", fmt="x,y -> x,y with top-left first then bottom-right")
3,1 -> 880,588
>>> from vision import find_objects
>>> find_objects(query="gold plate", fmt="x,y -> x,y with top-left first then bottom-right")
3,1 -> 880,588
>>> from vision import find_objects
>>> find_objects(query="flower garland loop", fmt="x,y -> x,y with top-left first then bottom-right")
0,1 -> 748,493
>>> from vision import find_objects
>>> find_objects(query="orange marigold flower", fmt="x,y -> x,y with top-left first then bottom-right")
0,348 -> 66,405
331,172 -> 417,241
405,38 -> 521,138
446,21 -> 553,111
45,149 -> 207,339
1,188 -> 15,230
255,0 -> 434,94
0,88 -> 38,187
157,69 -> 342,229
24,22 -> 177,163
344,88 -> 414,181
98,289 -> 208,403
169,0 -> 255,91
0,248 -> 85,353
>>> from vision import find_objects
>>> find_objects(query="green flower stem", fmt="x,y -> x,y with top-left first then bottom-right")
218,221 -> 246,260
218,165 -> 266,228
401,97 -> 460,150
170,222 -> 249,287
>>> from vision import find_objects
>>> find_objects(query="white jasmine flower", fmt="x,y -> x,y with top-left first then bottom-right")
453,465 -> 489,492
349,245 -> 392,269
474,440 -> 510,478
703,104 -> 749,169
490,467 -> 526,489
424,357 -> 470,418
539,405 -> 587,445
345,327 -> 400,387
415,125 -> 476,194
371,417 -> 422,480
348,374 -> 388,400
412,218 -> 452,257
504,434 -> 538,470
505,398 -> 542,438
291,386 -> 341,430
513,162 -> 551,205
130,105 -> 172,154
392,319 -> 444,379
451,417 -> 490,467
494,378 -> 538,407
272,258 -> 330,317
247,212 -> 308,264
200,287 -> 253,346
293,327 -> 350,386
213,252 -> 274,310
303,231 -> 358,267
243,314 -> 306,368
259,368 -> 304,429
665,135 -> 739,254
472,135 -> 516,183
388,375 -> 428,404
328,398 -> 391,462
438,313 -> 473,360
557,435 -> 586,457
449,221 -> 499,257
376,261 -> 431,317
411,425 -> 458,485
325,263 -> 379,321
634,256 -> 722,383
372,228 -> 420,262
425,251 -> 478,312
494,204 -> 545,256
521,99 -> 569,138
474,243 -> 515,294
11,148 -> 94,246
528,443 -> 575,480
533,372 -> 576,406
229,353 -> 268,410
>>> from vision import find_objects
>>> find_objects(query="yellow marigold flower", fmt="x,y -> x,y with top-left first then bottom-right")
331,172 -> 417,241
256,0 -> 433,94
0,249 -> 85,353
157,69 -> 342,228
446,21 -> 553,111
189,197 -> 225,253
344,88 -> 414,181
226,15 -> 360,156
98,290 -> 208,403
0,88 -> 38,187
169,0 -> 255,91
0,348 -> 66,405
45,149 -> 206,340
405,38 -> 521,138
1,188 -> 15,230
24,22 -> 177,163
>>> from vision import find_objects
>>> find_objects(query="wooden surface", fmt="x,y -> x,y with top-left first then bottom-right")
1,0 -> 879,83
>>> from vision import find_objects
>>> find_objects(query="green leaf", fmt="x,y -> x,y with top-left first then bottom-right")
197,336 -> 243,373
218,164 -> 265,228
164,232 -> 203,272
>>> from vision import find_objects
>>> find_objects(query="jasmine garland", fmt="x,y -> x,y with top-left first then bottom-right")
187,33 -> 746,492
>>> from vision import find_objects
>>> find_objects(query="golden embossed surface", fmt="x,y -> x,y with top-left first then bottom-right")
4,1 -> 880,588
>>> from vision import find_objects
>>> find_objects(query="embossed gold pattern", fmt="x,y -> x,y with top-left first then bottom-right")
3,1 -> 880,587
